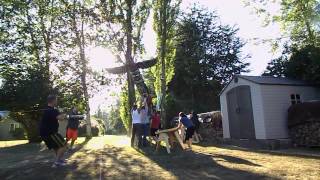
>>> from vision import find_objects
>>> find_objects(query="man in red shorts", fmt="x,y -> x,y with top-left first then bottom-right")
66,107 -> 84,151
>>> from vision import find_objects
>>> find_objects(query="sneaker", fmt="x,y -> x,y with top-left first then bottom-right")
51,161 -> 67,168
51,162 -> 61,168
67,148 -> 75,153
58,159 -> 68,164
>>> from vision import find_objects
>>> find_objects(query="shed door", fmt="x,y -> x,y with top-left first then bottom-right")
227,88 -> 241,138
226,85 -> 255,139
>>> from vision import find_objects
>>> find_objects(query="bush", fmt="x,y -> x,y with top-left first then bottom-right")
78,125 -> 100,137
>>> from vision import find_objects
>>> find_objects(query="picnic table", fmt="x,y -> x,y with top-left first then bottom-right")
155,127 -> 185,153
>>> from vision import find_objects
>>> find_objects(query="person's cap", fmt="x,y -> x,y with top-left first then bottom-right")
179,112 -> 184,117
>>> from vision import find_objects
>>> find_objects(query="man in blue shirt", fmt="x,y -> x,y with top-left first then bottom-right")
178,112 -> 195,150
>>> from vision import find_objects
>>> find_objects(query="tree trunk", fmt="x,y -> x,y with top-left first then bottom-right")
71,3 -> 92,137
80,13 -> 92,137
11,113 -> 42,143
125,0 -> 138,145
160,0 -> 168,128
127,71 -> 135,136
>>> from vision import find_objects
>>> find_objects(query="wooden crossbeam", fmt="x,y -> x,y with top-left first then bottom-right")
155,127 -> 185,153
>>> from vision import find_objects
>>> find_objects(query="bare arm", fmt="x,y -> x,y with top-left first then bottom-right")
57,114 -> 67,121
177,121 -> 183,129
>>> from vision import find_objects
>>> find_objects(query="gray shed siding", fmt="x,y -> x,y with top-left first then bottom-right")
260,85 -> 320,139
220,78 -> 266,139
0,119 -> 21,140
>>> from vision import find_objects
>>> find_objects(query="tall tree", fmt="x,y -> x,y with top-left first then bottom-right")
263,45 -> 320,84
244,0 -> 320,47
0,0 -> 61,142
59,0 -> 99,137
152,0 -> 181,127
167,5 -> 249,118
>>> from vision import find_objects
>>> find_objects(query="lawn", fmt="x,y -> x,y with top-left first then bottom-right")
0,136 -> 319,180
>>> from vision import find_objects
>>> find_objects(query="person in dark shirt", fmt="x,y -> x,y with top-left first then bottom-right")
40,95 -> 67,168
190,111 -> 203,142
178,112 -> 195,150
66,107 -> 84,150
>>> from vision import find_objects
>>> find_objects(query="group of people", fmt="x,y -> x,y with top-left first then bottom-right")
131,95 -> 202,150
40,94 -> 203,168
39,95 -> 84,168
131,95 -> 161,147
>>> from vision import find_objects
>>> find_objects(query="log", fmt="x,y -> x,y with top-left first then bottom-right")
198,111 -> 223,142
288,101 -> 320,147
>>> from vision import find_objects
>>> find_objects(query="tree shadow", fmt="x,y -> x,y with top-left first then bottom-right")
135,145 -> 277,180
66,137 -> 92,156
198,153 -> 262,167
197,142 -> 320,160
0,142 -> 40,153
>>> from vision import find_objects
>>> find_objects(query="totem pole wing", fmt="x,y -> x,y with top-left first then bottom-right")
105,58 -> 156,74
136,58 -> 157,69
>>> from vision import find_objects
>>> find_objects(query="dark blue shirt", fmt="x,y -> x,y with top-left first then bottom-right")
180,116 -> 194,128
67,112 -> 84,129
39,106 -> 60,136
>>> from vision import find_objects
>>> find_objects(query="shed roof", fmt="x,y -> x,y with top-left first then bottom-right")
238,75 -> 310,86
0,111 -> 9,117
220,75 -> 313,95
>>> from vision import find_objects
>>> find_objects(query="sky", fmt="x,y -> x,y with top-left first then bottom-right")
87,0 -> 283,113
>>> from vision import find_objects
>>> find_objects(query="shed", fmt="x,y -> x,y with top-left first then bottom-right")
0,111 -> 24,140
220,75 -> 320,140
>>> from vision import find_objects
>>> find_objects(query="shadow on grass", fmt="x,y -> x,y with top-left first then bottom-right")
0,142 -> 41,154
0,137 -> 97,180
70,136 -> 91,152
132,144 -> 276,180
197,142 -> 320,160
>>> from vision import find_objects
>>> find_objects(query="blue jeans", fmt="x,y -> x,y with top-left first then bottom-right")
142,123 -> 149,146
131,123 -> 143,147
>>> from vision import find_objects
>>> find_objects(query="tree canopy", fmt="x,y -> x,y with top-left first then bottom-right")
166,5 -> 249,119
245,0 -> 320,48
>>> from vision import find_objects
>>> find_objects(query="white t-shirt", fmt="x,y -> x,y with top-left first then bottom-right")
132,109 -> 141,124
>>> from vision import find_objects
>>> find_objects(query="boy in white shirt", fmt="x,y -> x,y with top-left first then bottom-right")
131,105 -> 143,147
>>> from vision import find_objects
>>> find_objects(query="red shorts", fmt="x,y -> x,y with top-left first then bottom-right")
66,128 -> 78,141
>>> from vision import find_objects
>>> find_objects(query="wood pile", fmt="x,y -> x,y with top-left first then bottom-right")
198,111 -> 223,141
288,101 -> 320,147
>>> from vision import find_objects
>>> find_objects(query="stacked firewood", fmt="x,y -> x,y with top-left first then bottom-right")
288,101 -> 320,147
289,122 -> 320,146
198,111 -> 223,141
